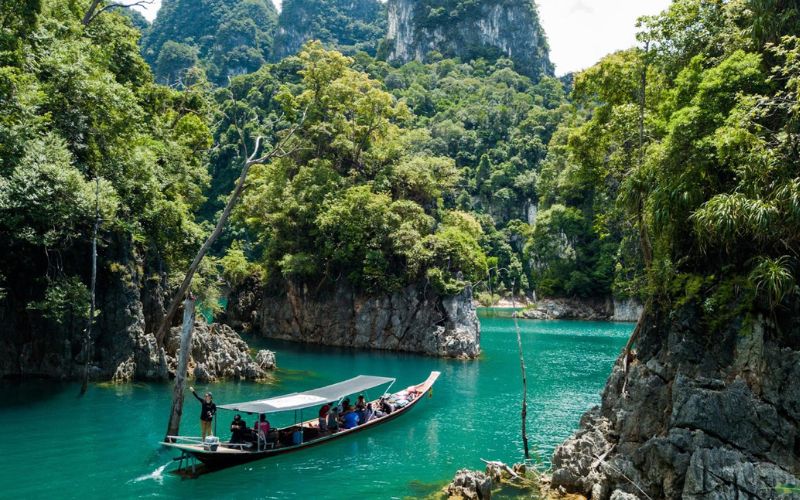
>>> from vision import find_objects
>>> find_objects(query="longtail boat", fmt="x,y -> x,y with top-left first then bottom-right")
161,371 -> 440,475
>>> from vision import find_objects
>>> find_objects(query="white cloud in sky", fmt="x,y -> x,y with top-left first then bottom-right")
135,0 -> 672,76
536,0 -> 671,75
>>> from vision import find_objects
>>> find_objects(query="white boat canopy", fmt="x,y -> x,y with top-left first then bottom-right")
218,375 -> 395,414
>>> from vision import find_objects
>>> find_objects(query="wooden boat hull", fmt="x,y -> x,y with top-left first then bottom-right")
162,371 -> 440,474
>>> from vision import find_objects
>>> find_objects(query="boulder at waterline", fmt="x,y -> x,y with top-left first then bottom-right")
446,469 -> 492,499
518,298 -> 612,321
112,320 -> 275,383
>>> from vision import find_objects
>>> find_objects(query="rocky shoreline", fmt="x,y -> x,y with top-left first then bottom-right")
549,306 -> 800,499
111,320 -> 276,383
477,297 -> 643,322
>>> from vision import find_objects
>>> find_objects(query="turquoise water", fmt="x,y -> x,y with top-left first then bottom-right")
0,317 -> 631,498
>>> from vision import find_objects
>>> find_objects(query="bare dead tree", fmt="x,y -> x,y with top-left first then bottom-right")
165,296 -> 195,439
82,0 -> 155,26
154,112 -> 306,349
488,267 -> 530,460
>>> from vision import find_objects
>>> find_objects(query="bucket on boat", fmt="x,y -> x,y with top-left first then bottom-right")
292,430 -> 303,445
203,435 -> 220,451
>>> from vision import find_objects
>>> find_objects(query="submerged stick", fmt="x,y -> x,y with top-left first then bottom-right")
165,297 -> 195,439
510,279 -> 530,460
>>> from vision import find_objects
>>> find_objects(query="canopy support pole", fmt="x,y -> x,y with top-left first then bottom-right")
382,379 -> 395,397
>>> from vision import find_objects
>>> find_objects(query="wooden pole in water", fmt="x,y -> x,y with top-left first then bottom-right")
79,177 -> 100,397
165,297 -> 195,439
510,278 -> 530,460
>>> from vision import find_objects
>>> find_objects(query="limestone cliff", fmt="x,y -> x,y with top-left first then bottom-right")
227,280 -> 481,358
272,0 -> 386,60
550,303 -> 800,499
385,0 -> 553,80
0,234 -> 271,382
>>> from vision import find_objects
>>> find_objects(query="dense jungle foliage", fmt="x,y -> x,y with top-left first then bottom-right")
3,0 -> 800,334
0,0 -> 214,333
547,0 -> 800,324
140,0 -> 279,85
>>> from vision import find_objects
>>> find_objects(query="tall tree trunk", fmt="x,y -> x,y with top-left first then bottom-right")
165,297 -> 195,439
155,118 -> 304,348
620,42 -> 654,397
79,178 -> 100,397
82,0 -> 102,25
158,110 -> 304,438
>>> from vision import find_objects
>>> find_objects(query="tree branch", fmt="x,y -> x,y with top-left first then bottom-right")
83,0 -> 155,26
154,108 -> 307,347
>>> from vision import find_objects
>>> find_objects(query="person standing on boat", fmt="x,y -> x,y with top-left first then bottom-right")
189,387 -> 216,440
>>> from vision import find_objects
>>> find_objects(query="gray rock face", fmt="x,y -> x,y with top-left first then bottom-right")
0,235 -> 155,380
447,469 -> 492,499
0,233 -> 271,383
611,298 -> 643,322
519,297 -> 613,321
112,320 -> 274,383
386,0 -> 552,80
230,281 -> 480,358
550,307 -> 800,499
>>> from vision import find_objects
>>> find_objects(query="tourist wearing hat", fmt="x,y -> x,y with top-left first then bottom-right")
229,414 -> 248,443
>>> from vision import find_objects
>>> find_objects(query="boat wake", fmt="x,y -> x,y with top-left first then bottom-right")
131,461 -> 171,485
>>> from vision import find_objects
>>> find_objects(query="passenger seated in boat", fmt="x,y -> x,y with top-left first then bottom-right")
318,404 -> 330,432
362,403 -> 375,423
355,395 -> 366,411
254,414 -> 270,437
355,405 -> 367,424
379,397 -> 394,415
339,397 -> 350,414
342,406 -> 359,429
327,406 -> 340,432
230,414 -> 248,443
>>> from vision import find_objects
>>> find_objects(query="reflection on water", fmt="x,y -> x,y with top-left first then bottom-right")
476,306 -> 524,318
0,317 -> 630,498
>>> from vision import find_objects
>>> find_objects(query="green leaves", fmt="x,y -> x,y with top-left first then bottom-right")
749,256 -> 796,310
230,44 -> 487,295
26,275 -> 90,325
0,134 -> 116,247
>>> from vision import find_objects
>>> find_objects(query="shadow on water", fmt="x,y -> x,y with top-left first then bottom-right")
0,378 -> 76,407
